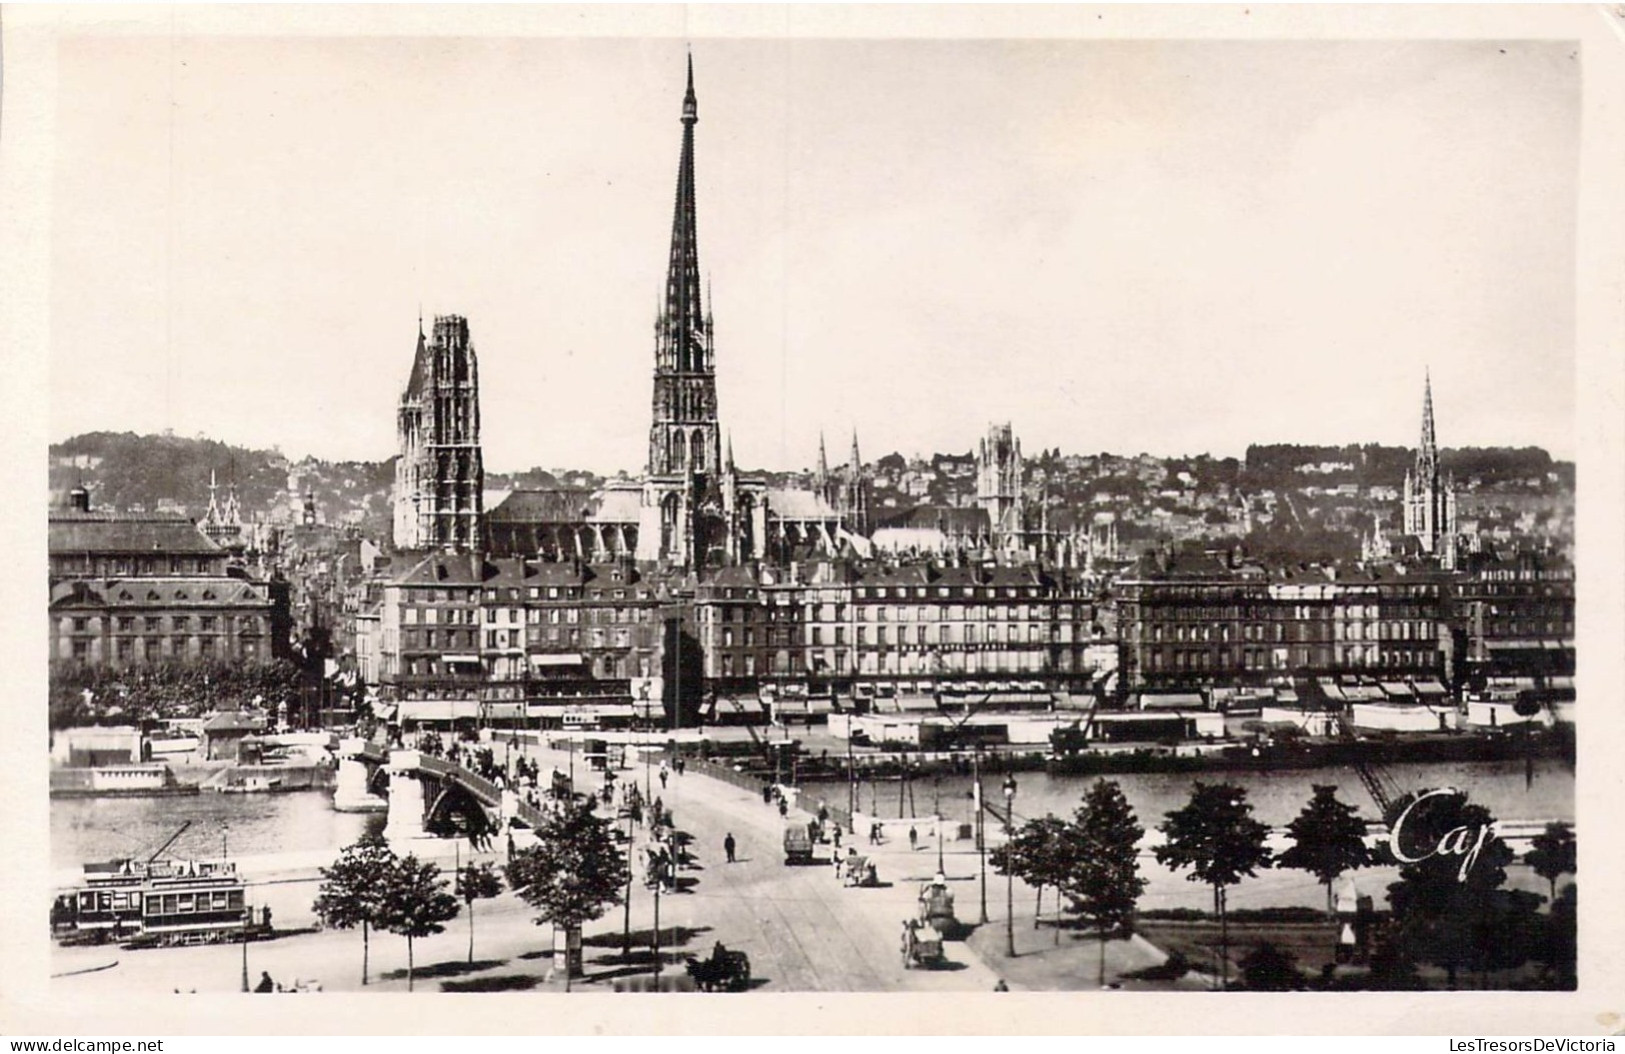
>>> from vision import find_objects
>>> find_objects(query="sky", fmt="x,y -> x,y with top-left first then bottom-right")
47,37 -> 1580,473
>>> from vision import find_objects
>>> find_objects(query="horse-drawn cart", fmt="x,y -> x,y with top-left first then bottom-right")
685,942 -> 752,992
841,855 -> 879,887
901,919 -> 946,969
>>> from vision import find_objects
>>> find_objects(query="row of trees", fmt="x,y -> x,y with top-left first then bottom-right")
993,781 -> 1577,990
49,657 -> 302,728
313,799 -> 629,992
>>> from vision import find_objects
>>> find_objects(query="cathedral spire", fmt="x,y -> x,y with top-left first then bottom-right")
1420,368 -> 1436,460
848,429 -> 862,472
660,51 -> 705,375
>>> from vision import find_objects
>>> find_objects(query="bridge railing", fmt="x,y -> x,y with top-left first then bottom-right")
406,752 -> 555,831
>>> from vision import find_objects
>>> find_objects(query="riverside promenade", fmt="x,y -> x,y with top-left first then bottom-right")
49,740 -> 1014,993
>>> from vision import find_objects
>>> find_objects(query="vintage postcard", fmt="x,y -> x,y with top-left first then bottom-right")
2,3 -> 1623,1037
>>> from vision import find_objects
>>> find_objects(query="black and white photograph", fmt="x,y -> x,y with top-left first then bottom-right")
4,3 -> 1624,1037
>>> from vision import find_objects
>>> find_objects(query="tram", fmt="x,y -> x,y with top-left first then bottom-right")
51,822 -> 267,947
53,859 -> 256,946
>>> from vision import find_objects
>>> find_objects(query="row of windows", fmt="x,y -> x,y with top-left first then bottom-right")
1144,621 -> 1436,644
71,637 -> 259,661
52,555 -> 223,576
1143,646 -> 1438,672
67,615 -> 265,634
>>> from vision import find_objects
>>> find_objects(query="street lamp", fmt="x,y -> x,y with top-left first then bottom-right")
934,776 -> 944,873
221,825 -> 229,863
1002,775 -> 1018,960
975,750 -> 988,925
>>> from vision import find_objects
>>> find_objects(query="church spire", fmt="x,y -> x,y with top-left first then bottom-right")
205,468 -> 222,525
1416,368 -> 1438,479
660,51 -> 705,375
849,429 -> 862,472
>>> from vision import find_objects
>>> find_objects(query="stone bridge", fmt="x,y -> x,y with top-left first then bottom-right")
332,738 -> 548,841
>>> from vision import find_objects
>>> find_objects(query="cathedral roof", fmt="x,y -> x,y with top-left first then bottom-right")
766,488 -> 839,521
875,505 -> 989,533
588,488 -> 643,524
487,488 -> 598,524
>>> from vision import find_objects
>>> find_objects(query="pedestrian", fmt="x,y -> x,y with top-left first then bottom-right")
994,979 -> 1009,992
660,769 -> 669,790
909,825 -> 918,851
254,971 -> 275,993
724,832 -> 736,863
870,822 -> 882,846
778,798 -> 788,819
832,826 -> 842,850
762,784 -> 773,805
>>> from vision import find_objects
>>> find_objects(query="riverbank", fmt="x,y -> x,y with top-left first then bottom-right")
665,725 -> 1573,782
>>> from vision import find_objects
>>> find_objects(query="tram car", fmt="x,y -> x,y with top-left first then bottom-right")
52,857 -> 259,947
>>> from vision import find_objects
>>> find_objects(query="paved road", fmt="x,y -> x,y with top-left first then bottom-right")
641,761 -> 1002,992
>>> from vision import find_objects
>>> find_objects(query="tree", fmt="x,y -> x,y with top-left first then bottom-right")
1154,782 -> 1273,990
1543,884 -> 1577,989
504,800 -> 629,991
1063,779 -> 1147,987
989,815 -> 1071,935
1276,785 -> 1374,915
312,832 -> 398,986
1384,792 -> 1518,988
456,861 -> 505,963
374,854 -> 461,991
1239,941 -> 1302,991
1524,822 -> 1576,903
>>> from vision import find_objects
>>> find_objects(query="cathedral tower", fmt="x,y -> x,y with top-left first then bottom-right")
636,58 -> 765,568
646,56 -> 720,481
393,314 -> 485,553
977,422 -> 1025,548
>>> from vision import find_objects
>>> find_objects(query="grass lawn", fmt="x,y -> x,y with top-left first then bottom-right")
1134,919 -> 1342,982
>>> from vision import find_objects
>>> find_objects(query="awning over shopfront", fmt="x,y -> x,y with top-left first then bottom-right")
398,699 -> 482,721
443,655 -> 481,666
560,704 -> 635,722
1139,692 -> 1203,710
1412,680 -> 1450,697
711,696 -> 765,717
530,653 -> 585,667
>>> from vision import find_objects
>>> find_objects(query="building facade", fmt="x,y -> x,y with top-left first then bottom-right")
48,487 -> 289,668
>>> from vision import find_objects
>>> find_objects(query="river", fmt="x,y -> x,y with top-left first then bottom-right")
49,758 -> 1570,872
50,789 -> 382,871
